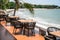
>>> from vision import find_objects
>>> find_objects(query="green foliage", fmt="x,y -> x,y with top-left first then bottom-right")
0,0 -> 9,10
33,5 -> 59,9
7,2 -> 15,9
24,3 -> 34,14
3,0 -> 9,4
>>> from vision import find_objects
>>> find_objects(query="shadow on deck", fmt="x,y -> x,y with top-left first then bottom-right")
0,24 -> 17,40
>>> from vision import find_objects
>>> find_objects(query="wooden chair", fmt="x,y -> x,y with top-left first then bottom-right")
10,17 -> 19,26
46,27 -> 57,40
12,21 -> 23,34
24,22 -> 36,36
5,15 -> 11,26
0,15 -> 5,24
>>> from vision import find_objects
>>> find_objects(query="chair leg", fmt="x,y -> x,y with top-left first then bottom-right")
25,29 -> 35,36
23,29 -> 25,35
5,22 -> 7,26
13,28 -> 17,34
24,29 -> 29,36
28,29 -> 29,36
32,30 -> 35,36
15,29 -> 17,34
13,28 -> 15,34
19,28 -> 23,34
0,21 -> 1,24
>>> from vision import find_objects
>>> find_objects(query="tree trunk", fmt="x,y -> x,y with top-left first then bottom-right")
13,9 -> 16,16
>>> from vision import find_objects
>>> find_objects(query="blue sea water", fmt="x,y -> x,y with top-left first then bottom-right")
20,9 -> 60,25
34,9 -> 60,24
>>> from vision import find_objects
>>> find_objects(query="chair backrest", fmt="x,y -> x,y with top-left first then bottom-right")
12,21 -> 23,28
0,15 -> 2,18
5,14 -> 8,18
47,27 -> 60,35
5,16 -> 10,22
25,22 -> 36,29
47,27 -> 56,32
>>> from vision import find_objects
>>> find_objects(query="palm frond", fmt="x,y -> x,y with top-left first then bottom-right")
23,3 -> 34,14
3,0 -> 9,4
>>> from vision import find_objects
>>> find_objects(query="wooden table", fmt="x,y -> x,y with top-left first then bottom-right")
9,16 -> 19,21
9,16 -> 19,18
18,20 -> 35,23
50,31 -> 60,37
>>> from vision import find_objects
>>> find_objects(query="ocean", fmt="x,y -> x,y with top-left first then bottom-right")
34,9 -> 60,24
8,9 -> 60,28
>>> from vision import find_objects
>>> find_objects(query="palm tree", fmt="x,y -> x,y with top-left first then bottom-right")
14,0 -> 34,16
0,0 -> 34,16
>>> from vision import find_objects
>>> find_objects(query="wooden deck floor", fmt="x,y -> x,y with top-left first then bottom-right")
1,21 -> 45,40
0,24 -> 16,40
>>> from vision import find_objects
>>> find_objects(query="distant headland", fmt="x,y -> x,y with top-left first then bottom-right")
0,2 -> 60,9
33,5 -> 60,9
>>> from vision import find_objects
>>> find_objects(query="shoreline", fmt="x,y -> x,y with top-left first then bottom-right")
19,8 -> 60,10
5,8 -> 60,10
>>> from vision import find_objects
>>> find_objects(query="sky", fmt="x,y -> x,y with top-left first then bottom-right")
10,0 -> 60,6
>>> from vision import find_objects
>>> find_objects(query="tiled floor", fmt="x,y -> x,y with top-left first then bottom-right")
0,21 -> 45,40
